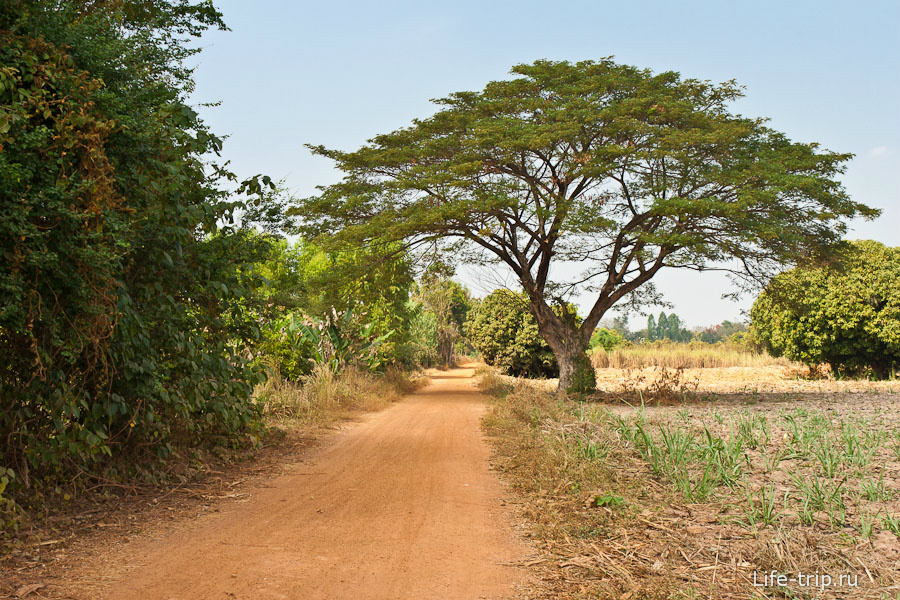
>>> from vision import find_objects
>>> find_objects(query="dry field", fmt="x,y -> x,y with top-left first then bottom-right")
482,365 -> 900,599
595,365 -> 900,396
590,342 -> 792,370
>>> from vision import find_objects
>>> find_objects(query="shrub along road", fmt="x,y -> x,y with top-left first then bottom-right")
66,366 -> 526,599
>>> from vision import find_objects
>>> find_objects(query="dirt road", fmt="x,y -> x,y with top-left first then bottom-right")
73,366 -> 526,599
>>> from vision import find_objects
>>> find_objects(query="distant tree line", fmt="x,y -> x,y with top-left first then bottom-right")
593,313 -> 748,346
695,320 -> 747,344
646,312 -> 691,343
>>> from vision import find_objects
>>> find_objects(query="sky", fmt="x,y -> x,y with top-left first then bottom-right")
189,0 -> 900,329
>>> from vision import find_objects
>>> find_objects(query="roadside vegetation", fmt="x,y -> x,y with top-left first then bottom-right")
0,1 -> 466,546
2,1 -> 898,596
256,364 -> 427,428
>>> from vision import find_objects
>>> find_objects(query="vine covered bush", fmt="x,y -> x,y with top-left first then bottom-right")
0,1 -> 274,496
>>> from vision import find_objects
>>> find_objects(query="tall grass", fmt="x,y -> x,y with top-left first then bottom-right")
255,363 -> 426,425
590,340 -> 791,369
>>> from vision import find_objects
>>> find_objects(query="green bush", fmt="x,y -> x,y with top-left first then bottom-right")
465,290 -> 558,377
0,1 -> 271,496
589,327 -> 626,352
750,240 -> 900,378
257,312 -> 318,380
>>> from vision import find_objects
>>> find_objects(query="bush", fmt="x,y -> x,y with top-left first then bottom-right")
590,327 -> 626,352
257,312 -> 319,380
750,240 -> 900,378
0,1 -> 270,499
465,290 -> 558,377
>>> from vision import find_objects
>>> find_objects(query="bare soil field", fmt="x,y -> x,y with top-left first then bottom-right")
482,366 -> 900,599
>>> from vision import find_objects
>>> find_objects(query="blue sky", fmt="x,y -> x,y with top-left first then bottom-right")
190,0 -> 900,329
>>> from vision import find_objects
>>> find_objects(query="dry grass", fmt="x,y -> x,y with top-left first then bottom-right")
591,341 -> 793,370
594,365 -> 900,396
256,363 -> 428,427
481,367 -> 900,599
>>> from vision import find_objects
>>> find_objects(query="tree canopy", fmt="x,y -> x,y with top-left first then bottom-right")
751,240 -> 900,378
465,290 -> 558,378
293,59 -> 876,392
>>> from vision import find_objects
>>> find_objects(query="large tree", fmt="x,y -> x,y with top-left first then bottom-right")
292,59 -> 877,392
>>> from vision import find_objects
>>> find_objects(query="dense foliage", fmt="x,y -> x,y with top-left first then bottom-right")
0,1 -> 275,499
253,238 -> 415,378
466,290 -> 558,378
750,241 -> 900,378
589,328 -> 626,352
292,58 -> 876,392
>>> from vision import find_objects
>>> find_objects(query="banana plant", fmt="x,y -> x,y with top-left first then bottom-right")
286,309 -> 393,372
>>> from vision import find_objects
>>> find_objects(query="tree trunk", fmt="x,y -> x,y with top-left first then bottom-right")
554,338 -> 596,395
438,335 -> 455,367
528,300 -> 596,394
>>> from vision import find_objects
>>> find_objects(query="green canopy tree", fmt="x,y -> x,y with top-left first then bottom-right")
292,59 -> 877,393
465,290 -> 558,378
751,241 -> 900,378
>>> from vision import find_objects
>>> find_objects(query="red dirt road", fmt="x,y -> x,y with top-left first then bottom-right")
73,366 -> 527,599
